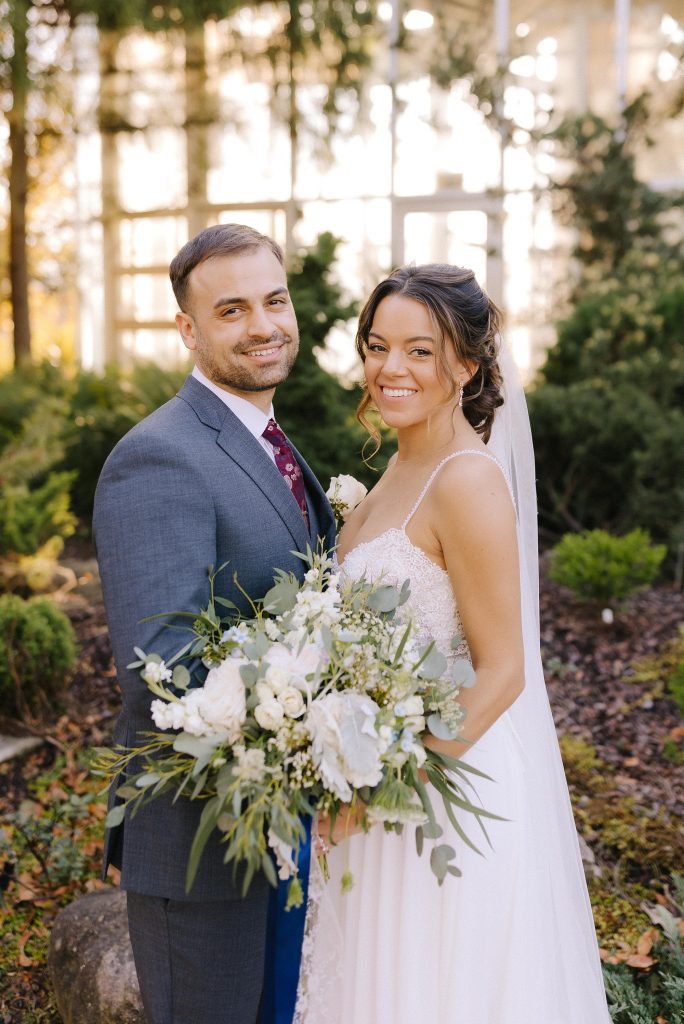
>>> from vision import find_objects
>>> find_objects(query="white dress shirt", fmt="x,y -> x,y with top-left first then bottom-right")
191,364 -> 276,463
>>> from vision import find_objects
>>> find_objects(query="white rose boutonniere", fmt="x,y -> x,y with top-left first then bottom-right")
327,474 -> 368,527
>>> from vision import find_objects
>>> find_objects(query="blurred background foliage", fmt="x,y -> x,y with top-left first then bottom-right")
528,96 -> 684,556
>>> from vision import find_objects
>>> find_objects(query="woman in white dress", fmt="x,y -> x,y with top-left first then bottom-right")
295,264 -> 611,1024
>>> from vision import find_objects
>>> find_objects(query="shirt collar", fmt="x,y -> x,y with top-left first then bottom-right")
191,365 -> 273,440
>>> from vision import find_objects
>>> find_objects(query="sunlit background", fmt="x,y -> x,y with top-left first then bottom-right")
3,0 -> 684,380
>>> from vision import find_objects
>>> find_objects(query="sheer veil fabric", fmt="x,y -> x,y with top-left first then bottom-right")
294,336 -> 611,1023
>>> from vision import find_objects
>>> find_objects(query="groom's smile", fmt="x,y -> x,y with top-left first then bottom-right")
175,247 -> 299,409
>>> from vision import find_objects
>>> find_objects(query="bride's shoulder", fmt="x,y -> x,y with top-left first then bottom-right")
431,451 -> 514,528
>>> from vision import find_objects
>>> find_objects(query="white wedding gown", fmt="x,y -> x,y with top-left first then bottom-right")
295,452 -> 611,1024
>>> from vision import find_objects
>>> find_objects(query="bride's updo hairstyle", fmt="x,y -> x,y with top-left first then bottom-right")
356,263 -> 504,447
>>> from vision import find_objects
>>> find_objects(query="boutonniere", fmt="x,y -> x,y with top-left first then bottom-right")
326,474 -> 368,529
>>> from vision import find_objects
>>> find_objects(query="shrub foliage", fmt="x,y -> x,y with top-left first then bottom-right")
0,594 -> 77,717
549,528 -> 666,605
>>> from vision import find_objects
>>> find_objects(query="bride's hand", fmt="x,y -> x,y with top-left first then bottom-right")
315,802 -> 368,848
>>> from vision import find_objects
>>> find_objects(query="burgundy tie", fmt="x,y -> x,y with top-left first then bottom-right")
262,419 -> 309,526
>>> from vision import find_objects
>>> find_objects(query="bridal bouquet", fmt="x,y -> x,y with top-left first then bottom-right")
94,547 -> 493,906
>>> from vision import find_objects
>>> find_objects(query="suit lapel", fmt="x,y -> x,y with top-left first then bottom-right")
178,376 -> 311,553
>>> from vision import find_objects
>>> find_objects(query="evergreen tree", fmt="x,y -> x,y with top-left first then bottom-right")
276,233 -> 377,488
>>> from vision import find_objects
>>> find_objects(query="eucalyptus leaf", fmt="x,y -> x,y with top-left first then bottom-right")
430,843 -> 456,882
240,663 -> 259,687
261,852 -> 278,888
415,826 -> 424,857
366,585 -> 401,613
114,784 -> 140,801
172,665 -> 191,690
416,646 -> 448,680
422,818 -> 444,840
105,805 -> 126,828
135,772 -> 161,788
263,577 -> 299,615
173,733 -> 221,758
185,797 -> 221,893
427,713 -> 457,741
452,658 -> 476,689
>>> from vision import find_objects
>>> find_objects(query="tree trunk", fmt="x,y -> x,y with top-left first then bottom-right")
185,25 -> 212,240
8,0 -> 31,366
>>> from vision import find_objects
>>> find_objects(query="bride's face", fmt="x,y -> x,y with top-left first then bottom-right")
364,294 -> 465,430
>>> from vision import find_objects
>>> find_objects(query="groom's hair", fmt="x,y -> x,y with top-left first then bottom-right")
170,223 -> 284,312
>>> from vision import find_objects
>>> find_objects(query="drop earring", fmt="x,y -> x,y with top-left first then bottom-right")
458,380 -> 465,407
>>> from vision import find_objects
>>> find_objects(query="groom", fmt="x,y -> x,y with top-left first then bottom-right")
93,223 -> 336,1024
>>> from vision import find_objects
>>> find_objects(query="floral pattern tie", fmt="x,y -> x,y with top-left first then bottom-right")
262,419 -> 310,526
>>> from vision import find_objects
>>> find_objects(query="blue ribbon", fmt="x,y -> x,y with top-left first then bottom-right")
260,816 -> 312,1024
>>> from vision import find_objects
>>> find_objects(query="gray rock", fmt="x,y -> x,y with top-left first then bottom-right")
49,888 -> 144,1024
578,833 -> 602,880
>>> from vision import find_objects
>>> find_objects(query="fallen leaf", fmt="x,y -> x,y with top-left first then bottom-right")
18,930 -> 35,968
15,871 -> 40,902
636,928 -> 658,956
625,953 -> 657,970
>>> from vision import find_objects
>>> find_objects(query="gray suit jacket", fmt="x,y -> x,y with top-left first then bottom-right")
93,375 -> 335,901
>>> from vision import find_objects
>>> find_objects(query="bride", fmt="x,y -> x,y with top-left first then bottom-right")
294,264 -> 611,1023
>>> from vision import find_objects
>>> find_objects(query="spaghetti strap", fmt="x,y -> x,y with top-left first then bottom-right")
402,449 -> 515,529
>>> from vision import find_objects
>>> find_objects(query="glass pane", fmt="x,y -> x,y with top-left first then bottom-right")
404,210 -> 488,284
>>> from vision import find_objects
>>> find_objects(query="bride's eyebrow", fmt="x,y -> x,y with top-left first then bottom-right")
368,331 -> 435,344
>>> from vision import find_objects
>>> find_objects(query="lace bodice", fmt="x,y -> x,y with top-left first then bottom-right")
341,527 -> 469,661
339,449 -> 514,662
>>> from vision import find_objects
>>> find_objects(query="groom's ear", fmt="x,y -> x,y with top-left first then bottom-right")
176,310 -> 198,352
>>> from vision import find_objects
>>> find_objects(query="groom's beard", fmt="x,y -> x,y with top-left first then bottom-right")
194,327 -> 299,393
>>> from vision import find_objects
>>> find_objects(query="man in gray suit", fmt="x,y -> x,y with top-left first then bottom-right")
93,223 -> 336,1024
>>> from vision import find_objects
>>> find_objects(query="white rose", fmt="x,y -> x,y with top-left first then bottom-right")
326,474 -> 368,520
196,660 -> 248,737
278,685 -> 305,719
254,699 -> 285,731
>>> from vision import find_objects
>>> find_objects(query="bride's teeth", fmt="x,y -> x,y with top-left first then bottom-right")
382,388 -> 415,397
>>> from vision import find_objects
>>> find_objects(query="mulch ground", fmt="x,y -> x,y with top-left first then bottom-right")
541,575 -> 684,818
0,567 -> 682,1021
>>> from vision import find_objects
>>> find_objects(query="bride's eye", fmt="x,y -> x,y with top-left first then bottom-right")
411,347 -> 433,358
367,343 -> 387,354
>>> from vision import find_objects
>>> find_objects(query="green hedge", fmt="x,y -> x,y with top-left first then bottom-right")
0,595 -> 77,717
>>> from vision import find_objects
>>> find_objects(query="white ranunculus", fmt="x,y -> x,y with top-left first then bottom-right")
267,828 -> 296,880
254,699 -> 285,731
326,474 -> 368,520
278,685 -> 306,719
307,691 -> 383,802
